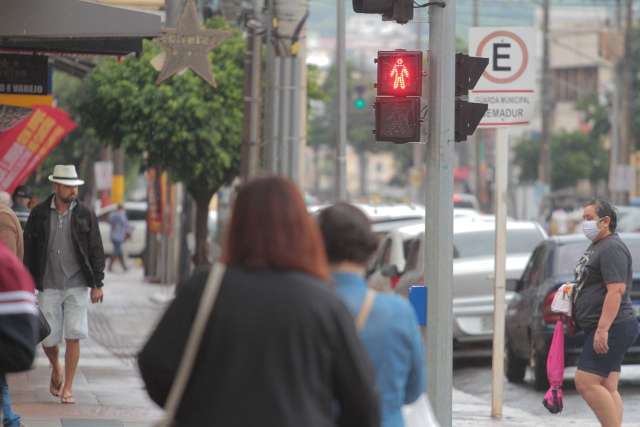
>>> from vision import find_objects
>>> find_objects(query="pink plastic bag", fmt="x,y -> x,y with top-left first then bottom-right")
543,319 -> 564,414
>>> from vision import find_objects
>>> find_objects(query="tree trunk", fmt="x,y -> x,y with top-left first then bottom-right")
193,195 -> 213,267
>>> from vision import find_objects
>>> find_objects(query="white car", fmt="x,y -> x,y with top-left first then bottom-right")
97,201 -> 147,257
393,219 -> 547,356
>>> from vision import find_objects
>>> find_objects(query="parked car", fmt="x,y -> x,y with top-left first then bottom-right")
366,211 -> 484,293
97,202 -> 147,257
453,193 -> 480,210
386,219 -> 546,356
505,233 -> 640,390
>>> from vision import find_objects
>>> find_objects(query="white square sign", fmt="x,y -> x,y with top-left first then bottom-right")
469,27 -> 536,128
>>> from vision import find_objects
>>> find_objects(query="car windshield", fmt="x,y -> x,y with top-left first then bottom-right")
556,238 -> 640,277
453,228 -> 543,258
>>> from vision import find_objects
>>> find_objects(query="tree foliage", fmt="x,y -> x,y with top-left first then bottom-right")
75,17 -> 245,265
514,130 -> 608,190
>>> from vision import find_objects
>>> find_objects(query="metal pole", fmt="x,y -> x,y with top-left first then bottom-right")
425,0 -> 456,426
289,54 -> 300,180
278,56 -> 291,176
412,7 -> 426,205
610,0 -> 622,202
539,0 -> 552,187
270,55 -> 281,173
471,0 -> 484,208
264,0 -> 279,173
165,0 -> 181,26
336,0 -> 347,201
491,127 -> 509,418
241,0 -> 263,180
620,0 -> 633,203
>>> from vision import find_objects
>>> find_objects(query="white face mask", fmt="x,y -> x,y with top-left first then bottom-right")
582,220 -> 601,241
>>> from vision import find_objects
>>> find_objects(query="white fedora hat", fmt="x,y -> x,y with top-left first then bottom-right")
48,165 -> 85,186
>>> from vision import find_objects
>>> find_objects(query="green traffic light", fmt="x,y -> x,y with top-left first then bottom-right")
354,98 -> 366,110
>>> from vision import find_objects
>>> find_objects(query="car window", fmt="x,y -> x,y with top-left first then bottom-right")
453,228 -> 544,258
126,209 -> 147,221
403,238 -> 420,271
381,238 -> 392,266
519,245 -> 547,290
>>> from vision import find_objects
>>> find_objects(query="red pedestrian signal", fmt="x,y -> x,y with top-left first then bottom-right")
374,50 -> 422,143
376,50 -> 422,97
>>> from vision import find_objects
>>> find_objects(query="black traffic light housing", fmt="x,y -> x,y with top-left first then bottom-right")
373,50 -> 423,143
352,0 -> 414,24
455,53 -> 489,142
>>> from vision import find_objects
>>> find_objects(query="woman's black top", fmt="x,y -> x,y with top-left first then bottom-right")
138,267 -> 380,427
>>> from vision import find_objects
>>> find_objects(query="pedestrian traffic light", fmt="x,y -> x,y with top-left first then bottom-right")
376,50 -> 422,97
455,53 -> 489,142
352,0 -> 414,24
354,85 -> 367,110
373,50 -> 423,143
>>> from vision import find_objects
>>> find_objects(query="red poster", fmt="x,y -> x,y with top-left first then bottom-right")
0,105 -> 76,193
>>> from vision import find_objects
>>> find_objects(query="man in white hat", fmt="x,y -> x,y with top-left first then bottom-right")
23,165 -> 105,405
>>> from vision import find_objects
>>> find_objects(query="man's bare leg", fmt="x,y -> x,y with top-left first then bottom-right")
575,369 -> 620,427
61,339 -> 80,403
43,345 -> 63,396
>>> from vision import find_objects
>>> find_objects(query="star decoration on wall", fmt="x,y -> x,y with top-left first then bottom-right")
155,0 -> 231,87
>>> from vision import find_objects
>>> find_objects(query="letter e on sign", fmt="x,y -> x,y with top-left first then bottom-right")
468,27 -> 536,128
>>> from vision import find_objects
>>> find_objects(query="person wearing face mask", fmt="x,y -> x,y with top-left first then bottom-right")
572,199 -> 639,427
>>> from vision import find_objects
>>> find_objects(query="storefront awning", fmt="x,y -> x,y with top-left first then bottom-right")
0,0 -> 163,55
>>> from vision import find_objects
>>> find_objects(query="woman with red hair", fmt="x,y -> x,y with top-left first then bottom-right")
139,176 -> 380,427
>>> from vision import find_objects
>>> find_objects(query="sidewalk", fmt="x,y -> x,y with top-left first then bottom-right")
7,266 -> 168,427
5,264 -> 594,427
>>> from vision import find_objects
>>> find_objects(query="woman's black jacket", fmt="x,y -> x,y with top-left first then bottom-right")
138,267 -> 380,427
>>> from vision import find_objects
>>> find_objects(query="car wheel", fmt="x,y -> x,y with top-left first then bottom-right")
531,344 -> 549,391
505,343 -> 527,383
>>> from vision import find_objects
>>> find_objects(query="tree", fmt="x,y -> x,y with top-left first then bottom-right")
514,130 -> 608,190
76,18 -> 245,266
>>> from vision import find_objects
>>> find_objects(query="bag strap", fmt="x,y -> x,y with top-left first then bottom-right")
356,289 -> 376,332
156,262 -> 226,427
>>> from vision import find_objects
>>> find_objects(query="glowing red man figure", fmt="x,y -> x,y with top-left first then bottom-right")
390,58 -> 409,90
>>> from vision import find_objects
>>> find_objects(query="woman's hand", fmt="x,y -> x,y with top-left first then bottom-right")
594,328 -> 609,354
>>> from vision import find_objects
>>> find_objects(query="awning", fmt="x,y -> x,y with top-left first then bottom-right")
0,0 -> 163,55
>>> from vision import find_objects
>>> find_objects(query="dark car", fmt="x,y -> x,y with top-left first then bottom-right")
505,233 -> 640,391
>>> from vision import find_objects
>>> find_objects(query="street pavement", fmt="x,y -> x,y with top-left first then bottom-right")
454,358 -> 640,426
5,264 -> 615,427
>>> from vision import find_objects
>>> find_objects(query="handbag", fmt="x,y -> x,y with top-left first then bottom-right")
402,394 -> 441,427
37,307 -> 51,343
154,262 -> 226,427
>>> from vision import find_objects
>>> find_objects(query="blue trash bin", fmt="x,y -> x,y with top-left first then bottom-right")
408,285 -> 427,326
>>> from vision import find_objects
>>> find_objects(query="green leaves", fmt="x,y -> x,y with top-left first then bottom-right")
75,17 -> 245,200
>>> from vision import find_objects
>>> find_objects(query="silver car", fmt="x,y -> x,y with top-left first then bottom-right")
384,219 -> 547,356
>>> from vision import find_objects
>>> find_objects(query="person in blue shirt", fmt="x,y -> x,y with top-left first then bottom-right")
318,203 -> 426,427
108,204 -> 130,272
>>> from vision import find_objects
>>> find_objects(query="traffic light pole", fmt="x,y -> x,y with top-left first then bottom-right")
336,0 -> 347,200
425,1 -> 456,426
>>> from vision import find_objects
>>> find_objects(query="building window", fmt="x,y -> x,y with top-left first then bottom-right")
553,66 -> 598,102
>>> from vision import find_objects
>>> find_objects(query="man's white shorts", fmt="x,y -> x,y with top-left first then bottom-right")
38,287 -> 89,347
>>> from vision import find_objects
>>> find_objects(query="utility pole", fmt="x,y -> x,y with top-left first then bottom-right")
610,0 -> 623,203
264,0 -> 279,173
273,0 -> 308,183
619,0 -> 633,204
425,0 -> 456,425
411,7 -> 426,205
539,0 -> 552,188
240,0 -> 263,180
336,0 -> 347,200
471,0 -> 486,209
